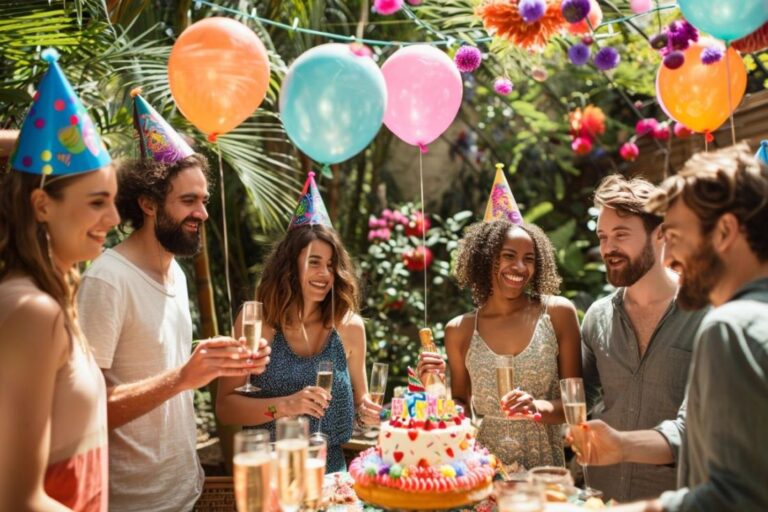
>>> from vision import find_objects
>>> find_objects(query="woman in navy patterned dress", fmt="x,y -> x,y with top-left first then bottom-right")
217,224 -> 382,472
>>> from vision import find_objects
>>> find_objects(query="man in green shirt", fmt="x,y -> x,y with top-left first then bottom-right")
569,143 -> 768,511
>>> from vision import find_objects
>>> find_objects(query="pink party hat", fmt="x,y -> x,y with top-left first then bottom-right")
483,163 -> 523,224
288,172 -> 333,230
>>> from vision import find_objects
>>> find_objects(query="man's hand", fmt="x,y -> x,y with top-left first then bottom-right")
179,336 -> 270,390
565,419 -> 624,466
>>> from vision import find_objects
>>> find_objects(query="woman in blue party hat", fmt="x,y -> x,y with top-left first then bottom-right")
0,49 -> 117,511
217,172 -> 382,473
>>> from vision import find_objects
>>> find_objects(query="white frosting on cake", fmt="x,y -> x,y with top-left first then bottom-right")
378,418 -> 476,467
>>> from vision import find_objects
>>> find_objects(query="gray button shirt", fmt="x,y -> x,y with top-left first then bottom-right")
660,278 -> 768,512
581,289 -> 707,502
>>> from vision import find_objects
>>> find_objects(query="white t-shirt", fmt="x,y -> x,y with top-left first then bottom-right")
77,249 -> 204,512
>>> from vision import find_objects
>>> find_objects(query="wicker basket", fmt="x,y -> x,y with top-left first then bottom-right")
193,476 -> 236,511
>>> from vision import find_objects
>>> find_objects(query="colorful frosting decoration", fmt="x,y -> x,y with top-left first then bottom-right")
131,88 -> 194,164
287,171 -> 333,230
11,48 -> 111,176
483,163 -> 523,224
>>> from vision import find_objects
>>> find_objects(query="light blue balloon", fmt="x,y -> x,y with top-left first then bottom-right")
279,44 -> 387,165
678,0 -> 768,43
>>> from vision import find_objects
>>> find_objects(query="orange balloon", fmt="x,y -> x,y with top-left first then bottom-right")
656,42 -> 746,134
168,17 -> 270,137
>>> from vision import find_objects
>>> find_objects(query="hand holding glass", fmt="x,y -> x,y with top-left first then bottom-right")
559,378 -> 601,499
235,301 -> 264,394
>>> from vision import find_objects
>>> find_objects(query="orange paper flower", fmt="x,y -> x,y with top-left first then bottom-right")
477,0 -> 566,50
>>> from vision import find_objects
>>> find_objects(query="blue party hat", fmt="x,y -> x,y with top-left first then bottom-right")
288,172 -> 333,230
483,163 -> 523,224
131,88 -> 194,164
756,140 -> 768,166
11,49 -> 111,176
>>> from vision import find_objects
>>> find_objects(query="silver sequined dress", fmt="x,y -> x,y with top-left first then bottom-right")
465,299 -> 565,469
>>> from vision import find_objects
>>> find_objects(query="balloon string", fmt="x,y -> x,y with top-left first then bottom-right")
724,45 -> 737,146
218,143 -> 234,335
419,148 -> 427,328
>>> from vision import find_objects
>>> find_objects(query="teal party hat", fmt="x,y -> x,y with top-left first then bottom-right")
131,88 -> 194,164
11,49 -> 111,176
288,172 -> 333,230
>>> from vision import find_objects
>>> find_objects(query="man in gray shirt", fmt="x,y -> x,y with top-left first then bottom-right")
570,143 -> 768,511
581,175 -> 706,501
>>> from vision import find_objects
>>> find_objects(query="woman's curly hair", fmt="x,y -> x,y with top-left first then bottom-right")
454,220 -> 562,306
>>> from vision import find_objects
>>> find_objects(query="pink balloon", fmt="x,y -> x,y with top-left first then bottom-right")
381,45 -> 463,149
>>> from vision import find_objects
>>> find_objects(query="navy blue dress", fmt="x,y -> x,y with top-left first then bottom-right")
247,329 -> 355,473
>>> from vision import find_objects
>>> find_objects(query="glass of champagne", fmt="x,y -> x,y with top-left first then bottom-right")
233,430 -> 272,512
365,362 -> 388,438
276,417 -> 309,512
303,433 -> 328,511
235,301 -> 264,393
559,378 -> 602,499
529,466 -> 577,502
315,360 -> 333,433
494,480 -> 545,512
496,355 -> 518,447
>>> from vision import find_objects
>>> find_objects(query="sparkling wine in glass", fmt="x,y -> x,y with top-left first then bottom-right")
315,360 -> 333,393
559,378 -> 602,500
303,433 -> 328,511
233,430 -> 271,512
276,417 -> 309,512
496,355 -> 518,447
236,301 -> 264,394
365,362 -> 388,437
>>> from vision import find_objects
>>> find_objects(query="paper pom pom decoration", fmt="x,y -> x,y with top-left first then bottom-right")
454,46 -> 483,72
594,46 -> 620,70
519,0 -> 546,24
701,47 -> 723,65
477,0 -> 567,50
373,0 -> 403,15
493,77 -> 514,95
562,0 -> 591,24
568,43 -> 591,66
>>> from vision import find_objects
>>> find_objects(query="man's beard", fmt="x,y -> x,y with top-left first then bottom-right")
677,236 -> 724,311
155,206 -> 203,257
605,236 -> 656,287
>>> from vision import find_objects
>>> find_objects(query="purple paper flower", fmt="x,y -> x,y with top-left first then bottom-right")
663,51 -> 685,70
562,0 -> 591,24
568,43 -> 591,66
594,46 -> 620,70
493,77 -> 514,95
454,46 -> 482,73
681,20 -> 699,43
701,47 -> 723,65
518,0 -> 546,24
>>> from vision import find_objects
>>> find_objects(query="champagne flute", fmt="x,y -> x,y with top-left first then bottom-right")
235,301 -> 264,393
303,433 -> 328,511
315,360 -> 333,433
496,355 -> 520,448
365,362 -> 388,438
276,417 -> 309,512
233,430 -> 271,512
559,378 -> 602,500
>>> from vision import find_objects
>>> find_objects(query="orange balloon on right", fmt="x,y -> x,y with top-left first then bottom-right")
656,42 -> 747,134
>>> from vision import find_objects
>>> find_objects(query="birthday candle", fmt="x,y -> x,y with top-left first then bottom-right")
391,398 -> 403,419
415,400 -> 427,420
427,395 -> 438,417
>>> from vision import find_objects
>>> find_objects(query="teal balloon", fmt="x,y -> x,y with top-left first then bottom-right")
678,0 -> 768,42
280,43 -> 387,165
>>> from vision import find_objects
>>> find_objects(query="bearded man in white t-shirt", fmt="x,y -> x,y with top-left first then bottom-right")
77,153 -> 270,511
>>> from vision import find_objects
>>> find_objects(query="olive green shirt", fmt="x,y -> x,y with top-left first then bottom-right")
660,278 -> 768,511
581,289 -> 707,502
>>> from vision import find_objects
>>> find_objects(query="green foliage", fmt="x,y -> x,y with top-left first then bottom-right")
359,204 -> 475,388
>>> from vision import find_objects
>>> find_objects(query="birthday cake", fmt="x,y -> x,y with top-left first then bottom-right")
350,377 -> 497,510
